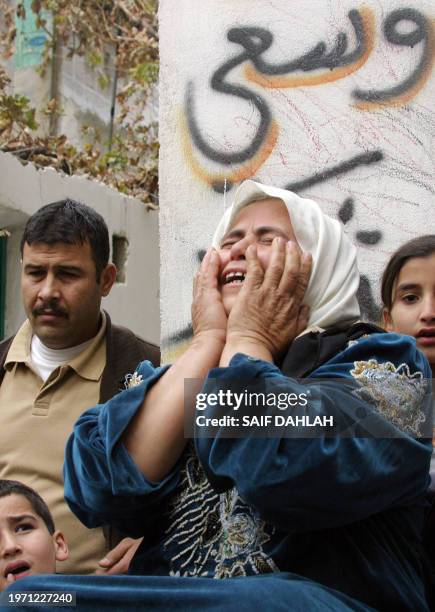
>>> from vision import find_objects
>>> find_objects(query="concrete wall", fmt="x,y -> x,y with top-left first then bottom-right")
7,3 -> 158,148
57,50 -> 159,149
9,43 -> 115,146
6,0 -> 116,144
0,152 -> 160,344
56,50 -> 115,147
159,0 -> 434,359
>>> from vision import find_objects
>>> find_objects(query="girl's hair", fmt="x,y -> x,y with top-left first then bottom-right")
381,235 -> 435,311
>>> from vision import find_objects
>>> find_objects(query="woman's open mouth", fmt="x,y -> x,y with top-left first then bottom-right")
223,272 -> 246,286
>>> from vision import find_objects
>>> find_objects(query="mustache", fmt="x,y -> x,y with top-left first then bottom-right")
32,303 -> 68,318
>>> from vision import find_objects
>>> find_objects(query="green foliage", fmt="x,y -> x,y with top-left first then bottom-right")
130,61 -> 159,85
0,91 -> 38,132
0,0 -> 159,207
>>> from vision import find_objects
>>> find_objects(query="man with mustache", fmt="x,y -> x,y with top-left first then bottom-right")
0,200 -> 159,575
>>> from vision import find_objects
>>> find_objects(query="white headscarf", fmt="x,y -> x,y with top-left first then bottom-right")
212,180 -> 360,330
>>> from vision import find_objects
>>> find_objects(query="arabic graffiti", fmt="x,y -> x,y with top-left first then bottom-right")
180,105 -> 279,194
182,7 -> 433,191
337,199 -> 381,320
286,151 -> 383,194
286,152 -> 386,249
183,24 -> 280,192
358,275 -> 381,322
185,44 -> 272,165
243,8 -> 375,88
338,199 -> 355,225
353,8 -> 435,109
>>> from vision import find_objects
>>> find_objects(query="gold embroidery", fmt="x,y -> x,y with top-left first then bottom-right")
164,448 -> 278,578
350,359 -> 428,435
124,371 -> 144,388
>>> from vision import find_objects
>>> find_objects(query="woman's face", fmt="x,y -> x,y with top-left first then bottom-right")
218,198 -> 300,315
384,253 -> 435,369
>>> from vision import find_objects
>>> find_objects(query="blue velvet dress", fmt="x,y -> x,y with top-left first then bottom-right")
5,332 -> 432,611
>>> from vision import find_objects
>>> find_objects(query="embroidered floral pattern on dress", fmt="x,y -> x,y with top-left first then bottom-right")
163,446 -> 277,578
124,371 -> 144,389
350,359 -> 428,435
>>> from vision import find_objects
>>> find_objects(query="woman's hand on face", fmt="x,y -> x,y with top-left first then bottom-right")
225,238 -> 312,361
192,248 -> 228,346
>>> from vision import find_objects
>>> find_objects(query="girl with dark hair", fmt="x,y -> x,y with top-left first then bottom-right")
381,235 -> 435,495
381,235 -> 435,375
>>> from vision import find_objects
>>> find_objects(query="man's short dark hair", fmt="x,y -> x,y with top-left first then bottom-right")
20,199 -> 110,280
0,479 -> 55,534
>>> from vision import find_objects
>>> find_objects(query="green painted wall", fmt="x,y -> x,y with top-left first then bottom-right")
14,0 -> 50,70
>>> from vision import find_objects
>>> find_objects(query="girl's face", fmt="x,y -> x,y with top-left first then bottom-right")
384,253 -> 435,369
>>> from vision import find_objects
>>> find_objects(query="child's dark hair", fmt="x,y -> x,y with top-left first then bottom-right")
0,480 -> 55,534
381,235 -> 435,311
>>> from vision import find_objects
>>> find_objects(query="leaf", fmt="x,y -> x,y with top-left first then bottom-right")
86,50 -> 103,68
97,73 -> 109,90
0,0 -> 159,205
24,109 -> 38,130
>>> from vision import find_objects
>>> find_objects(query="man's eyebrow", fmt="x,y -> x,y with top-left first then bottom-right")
23,263 -> 45,270
24,263 -> 83,273
55,265 -> 83,273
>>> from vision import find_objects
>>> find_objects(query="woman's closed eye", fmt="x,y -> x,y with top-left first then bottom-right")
220,240 -> 237,249
258,236 -> 275,245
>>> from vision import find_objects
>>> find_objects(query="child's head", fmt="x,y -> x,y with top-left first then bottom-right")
0,480 -> 68,591
381,235 -> 435,371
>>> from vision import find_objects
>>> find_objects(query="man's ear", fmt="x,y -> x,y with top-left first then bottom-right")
100,263 -> 117,297
53,531 -> 69,562
382,308 -> 393,331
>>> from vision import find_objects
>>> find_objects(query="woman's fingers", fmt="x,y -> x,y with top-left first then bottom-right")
193,248 -> 210,296
194,248 -> 220,296
192,247 -> 227,341
288,250 -> 312,302
276,241 -> 301,294
259,239 -> 310,299
262,237 -> 286,289
206,249 -> 221,288
243,244 -> 263,289
227,239 -> 312,358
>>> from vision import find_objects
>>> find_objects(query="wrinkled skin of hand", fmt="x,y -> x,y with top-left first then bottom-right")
191,248 -> 228,347
226,238 -> 312,361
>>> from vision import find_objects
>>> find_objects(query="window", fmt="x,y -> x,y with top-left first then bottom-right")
112,235 -> 128,284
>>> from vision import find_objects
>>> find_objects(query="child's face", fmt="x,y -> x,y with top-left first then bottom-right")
0,494 -> 68,591
384,253 -> 435,369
